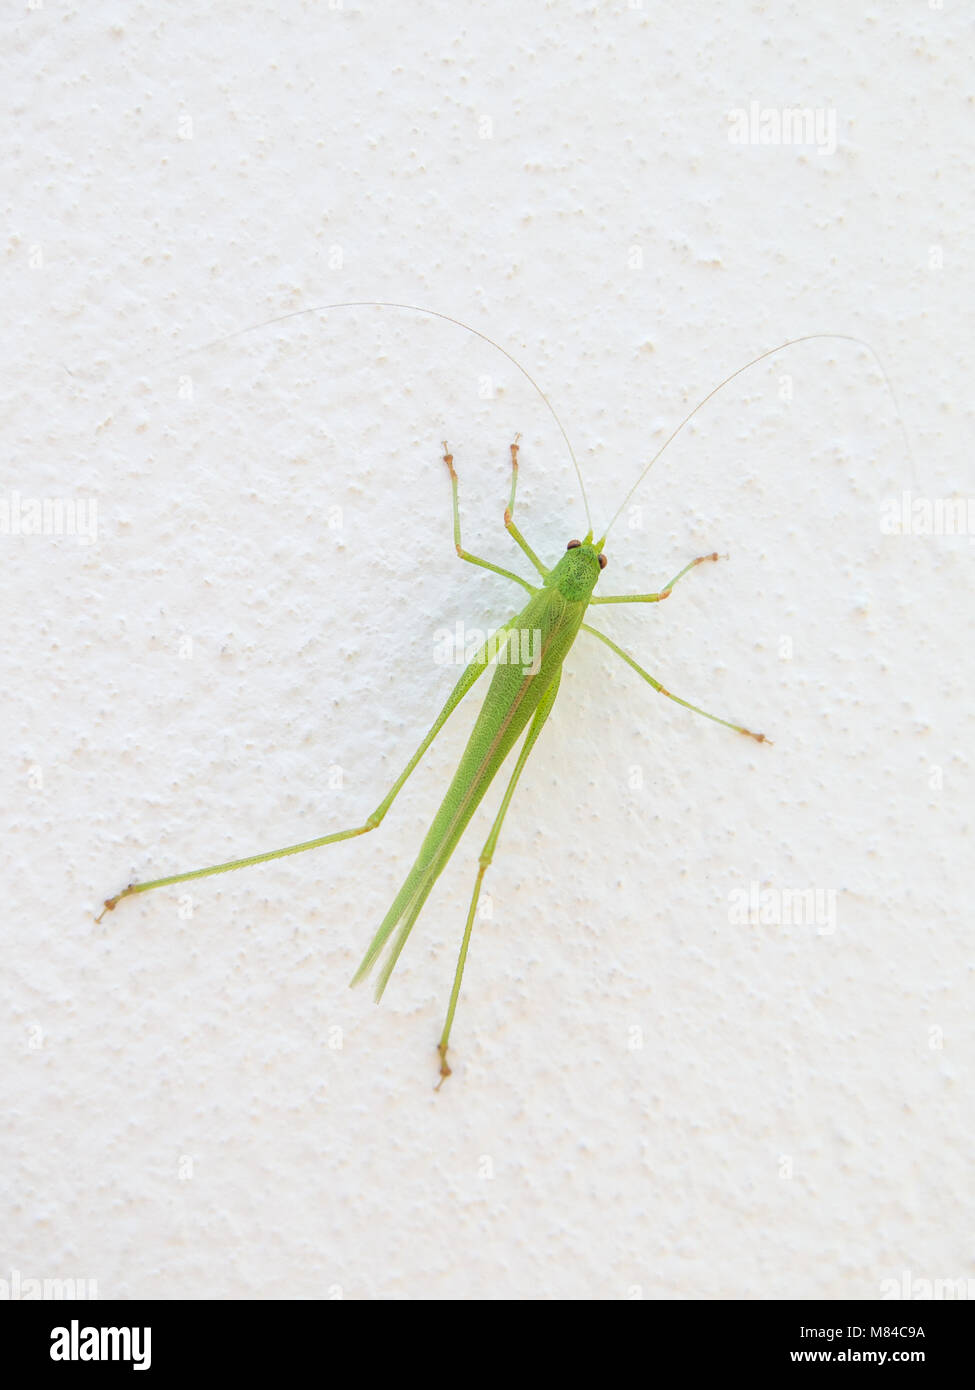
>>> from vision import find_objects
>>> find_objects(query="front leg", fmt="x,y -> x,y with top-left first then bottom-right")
591,552 -> 722,605
504,436 -> 549,578
442,442 -> 536,593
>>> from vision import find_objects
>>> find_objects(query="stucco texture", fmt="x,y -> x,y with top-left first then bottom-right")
2,1 -> 972,1300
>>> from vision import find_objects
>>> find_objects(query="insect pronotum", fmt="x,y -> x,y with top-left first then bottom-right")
97,302 -> 900,1085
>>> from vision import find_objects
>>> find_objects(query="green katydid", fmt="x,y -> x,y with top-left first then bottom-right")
97,303 -> 897,1085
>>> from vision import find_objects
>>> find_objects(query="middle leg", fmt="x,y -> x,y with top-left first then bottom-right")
581,622 -> 769,743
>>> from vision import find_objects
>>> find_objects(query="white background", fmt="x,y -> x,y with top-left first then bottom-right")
3,1 -> 972,1300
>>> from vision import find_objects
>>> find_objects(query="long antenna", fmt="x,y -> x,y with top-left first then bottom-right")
600,333 -> 913,541
150,300 -> 593,533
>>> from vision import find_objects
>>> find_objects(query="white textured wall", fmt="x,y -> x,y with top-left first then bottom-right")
3,1 -> 972,1301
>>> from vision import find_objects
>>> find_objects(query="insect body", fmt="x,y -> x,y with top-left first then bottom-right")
98,302 -> 895,1084
99,425 -> 764,1085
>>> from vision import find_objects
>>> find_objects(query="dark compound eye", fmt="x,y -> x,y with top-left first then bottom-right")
598,553 -> 608,569
566,539 -> 581,550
